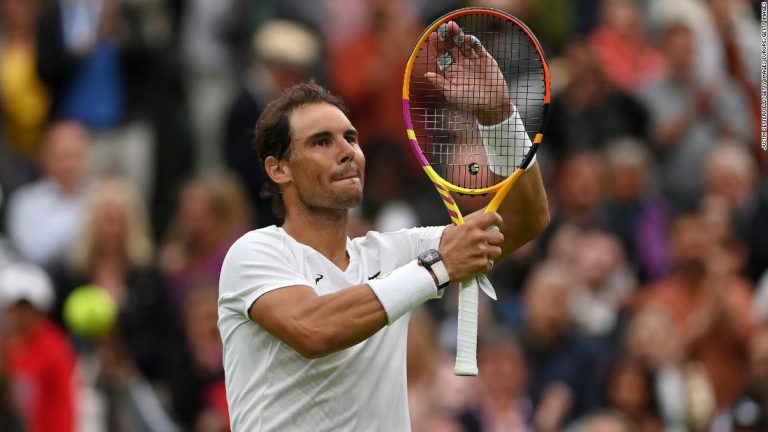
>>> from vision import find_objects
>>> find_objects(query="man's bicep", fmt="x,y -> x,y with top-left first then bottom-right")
248,284 -> 319,347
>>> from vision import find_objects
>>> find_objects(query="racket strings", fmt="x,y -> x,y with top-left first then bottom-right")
409,13 -> 545,190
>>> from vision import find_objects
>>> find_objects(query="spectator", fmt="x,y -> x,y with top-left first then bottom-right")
543,40 -> 648,161
516,152 -> 600,278
711,328 -> 768,432
54,176 -> 180,385
705,0 -> 762,159
636,212 -> 754,408
456,326 -> 532,431
521,260 -> 601,431
601,138 -> 670,281
327,0 -> 421,164
588,0 -> 665,93
36,0 -> 155,197
602,358 -> 663,432
74,328 -> 180,432
646,0 -> 723,84
168,285 -> 228,431
0,0 -> 49,194
624,306 -> 691,431
570,229 -> 636,338
178,0 -> 248,171
0,262 -> 77,432
6,121 -> 90,267
160,171 -> 251,302
550,151 -> 606,229
702,143 -> 759,247
225,19 -> 323,229
406,308 -> 449,432
638,20 -> 751,210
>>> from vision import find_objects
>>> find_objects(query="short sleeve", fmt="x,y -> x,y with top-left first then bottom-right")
359,226 -> 445,269
218,232 -> 312,319
402,226 -> 445,258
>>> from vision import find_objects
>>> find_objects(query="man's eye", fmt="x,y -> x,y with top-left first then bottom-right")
346,136 -> 358,144
315,139 -> 331,146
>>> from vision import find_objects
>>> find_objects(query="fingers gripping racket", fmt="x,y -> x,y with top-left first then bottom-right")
403,8 -> 550,376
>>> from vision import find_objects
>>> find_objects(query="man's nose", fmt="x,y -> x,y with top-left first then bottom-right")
337,138 -> 356,164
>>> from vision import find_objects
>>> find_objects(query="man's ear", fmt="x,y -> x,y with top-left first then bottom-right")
265,155 -> 291,185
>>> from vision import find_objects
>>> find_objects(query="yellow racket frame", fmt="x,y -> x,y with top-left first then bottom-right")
402,7 -> 550,225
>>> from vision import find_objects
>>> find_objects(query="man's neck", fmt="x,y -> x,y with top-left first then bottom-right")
53,178 -> 81,196
282,207 -> 350,270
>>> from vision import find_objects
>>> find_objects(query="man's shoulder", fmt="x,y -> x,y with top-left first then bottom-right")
238,225 -> 282,240
223,226 -> 296,262
9,180 -> 53,201
227,225 -> 284,250
6,180 -> 57,213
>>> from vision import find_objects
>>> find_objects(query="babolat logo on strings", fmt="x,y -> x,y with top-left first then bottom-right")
468,162 -> 480,175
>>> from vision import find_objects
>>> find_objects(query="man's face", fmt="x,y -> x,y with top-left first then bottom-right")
525,272 -> 572,342
670,214 -> 711,271
42,124 -> 88,191
478,343 -> 528,396
283,103 -> 365,211
663,25 -> 695,76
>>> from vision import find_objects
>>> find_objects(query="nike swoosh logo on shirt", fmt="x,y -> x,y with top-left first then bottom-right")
368,271 -> 381,280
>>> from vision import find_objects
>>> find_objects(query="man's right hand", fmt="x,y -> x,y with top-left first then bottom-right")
438,212 -> 504,282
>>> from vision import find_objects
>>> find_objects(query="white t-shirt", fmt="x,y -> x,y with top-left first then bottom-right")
218,225 -> 445,432
7,179 -> 87,265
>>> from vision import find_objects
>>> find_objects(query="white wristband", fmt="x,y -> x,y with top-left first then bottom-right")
368,261 -> 439,324
478,108 -> 535,176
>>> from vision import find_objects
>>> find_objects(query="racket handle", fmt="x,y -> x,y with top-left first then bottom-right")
454,224 -> 499,376
455,278 -> 479,376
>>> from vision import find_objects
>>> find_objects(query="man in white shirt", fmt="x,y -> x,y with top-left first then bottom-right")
6,121 -> 90,267
218,25 -> 550,432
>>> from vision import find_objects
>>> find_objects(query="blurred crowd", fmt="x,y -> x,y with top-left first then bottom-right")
0,0 -> 765,431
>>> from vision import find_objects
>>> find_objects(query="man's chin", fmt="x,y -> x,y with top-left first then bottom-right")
331,182 -> 364,207
335,192 -> 363,209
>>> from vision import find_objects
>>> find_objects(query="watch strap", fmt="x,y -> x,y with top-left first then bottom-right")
430,259 -> 450,288
418,249 -> 451,288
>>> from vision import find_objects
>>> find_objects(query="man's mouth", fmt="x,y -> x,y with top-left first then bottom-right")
335,175 -> 360,181
332,168 -> 362,182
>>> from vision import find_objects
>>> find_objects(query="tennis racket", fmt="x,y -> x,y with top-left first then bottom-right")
403,8 -> 550,376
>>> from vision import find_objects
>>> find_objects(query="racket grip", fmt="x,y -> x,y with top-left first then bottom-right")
455,279 -> 479,376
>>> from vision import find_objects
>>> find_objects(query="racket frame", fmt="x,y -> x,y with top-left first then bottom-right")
402,7 -> 551,376
403,7 -> 551,223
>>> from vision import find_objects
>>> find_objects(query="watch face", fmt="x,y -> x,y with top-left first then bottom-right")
420,249 -> 440,265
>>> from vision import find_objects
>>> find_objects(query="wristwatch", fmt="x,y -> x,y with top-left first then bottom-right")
417,249 -> 451,288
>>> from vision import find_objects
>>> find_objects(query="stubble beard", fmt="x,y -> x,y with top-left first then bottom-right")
298,184 -> 363,212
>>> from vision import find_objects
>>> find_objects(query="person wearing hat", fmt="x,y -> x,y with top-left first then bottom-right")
0,262 -> 77,432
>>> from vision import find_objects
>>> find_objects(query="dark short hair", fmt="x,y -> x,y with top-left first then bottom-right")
253,81 -> 350,218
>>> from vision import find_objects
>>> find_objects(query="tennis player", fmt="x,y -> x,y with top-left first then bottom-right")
218,29 -> 549,432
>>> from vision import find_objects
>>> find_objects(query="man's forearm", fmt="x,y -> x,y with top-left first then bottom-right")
496,163 -> 550,256
250,261 -> 439,359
